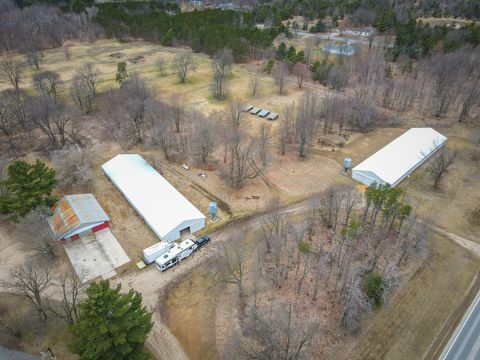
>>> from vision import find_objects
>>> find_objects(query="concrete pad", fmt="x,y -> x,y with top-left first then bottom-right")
64,229 -> 130,283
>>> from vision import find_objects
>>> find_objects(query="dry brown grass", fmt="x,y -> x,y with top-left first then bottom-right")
336,233 -> 479,360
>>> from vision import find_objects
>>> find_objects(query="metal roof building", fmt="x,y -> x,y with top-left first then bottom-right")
48,194 -> 110,243
102,154 -> 205,242
352,128 -> 447,187
323,44 -> 357,56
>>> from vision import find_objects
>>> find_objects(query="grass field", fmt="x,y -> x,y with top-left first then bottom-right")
338,233 -> 479,360
1,38 -> 480,360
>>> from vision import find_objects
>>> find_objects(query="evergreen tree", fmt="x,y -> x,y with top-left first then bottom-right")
115,62 -> 128,86
0,160 -> 57,221
295,50 -> 305,63
286,45 -> 297,63
70,280 -> 153,360
276,42 -> 287,60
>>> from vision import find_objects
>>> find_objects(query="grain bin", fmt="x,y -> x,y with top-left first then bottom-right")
208,202 -> 218,220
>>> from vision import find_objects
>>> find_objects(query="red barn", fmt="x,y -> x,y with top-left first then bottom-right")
48,194 -> 110,244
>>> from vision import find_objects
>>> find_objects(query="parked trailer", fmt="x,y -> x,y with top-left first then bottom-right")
143,241 -> 175,264
155,239 -> 198,272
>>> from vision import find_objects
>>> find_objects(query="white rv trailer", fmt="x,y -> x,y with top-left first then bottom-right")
143,241 -> 175,264
155,239 -> 197,272
249,107 -> 261,115
243,104 -> 254,112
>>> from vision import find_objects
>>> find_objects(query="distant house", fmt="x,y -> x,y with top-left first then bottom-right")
188,0 -> 203,7
342,28 -> 374,37
48,194 -> 110,244
322,43 -> 357,56
217,2 -> 236,10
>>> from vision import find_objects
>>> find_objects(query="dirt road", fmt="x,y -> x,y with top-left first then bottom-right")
110,200 -> 310,360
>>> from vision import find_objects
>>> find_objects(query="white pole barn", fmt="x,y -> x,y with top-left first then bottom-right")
102,154 -> 205,242
351,128 -> 447,187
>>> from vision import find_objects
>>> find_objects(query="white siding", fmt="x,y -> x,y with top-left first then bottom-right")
351,128 -> 447,187
102,154 -> 205,242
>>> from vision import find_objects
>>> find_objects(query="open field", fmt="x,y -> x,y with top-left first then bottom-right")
1,37 -> 480,360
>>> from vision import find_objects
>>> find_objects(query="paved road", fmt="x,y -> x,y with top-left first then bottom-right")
441,290 -> 480,360
256,24 -> 393,48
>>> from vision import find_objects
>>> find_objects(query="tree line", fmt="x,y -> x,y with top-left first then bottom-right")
216,182 -> 431,358
94,5 -> 278,61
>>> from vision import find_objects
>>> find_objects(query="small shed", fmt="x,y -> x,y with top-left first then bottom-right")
48,194 -> 110,244
267,112 -> 279,120
258,109 -> 270,117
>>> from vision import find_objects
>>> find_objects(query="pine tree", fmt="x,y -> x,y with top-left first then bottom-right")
0,159 -> 57,221
70,280 -> 153,360
116,62 -> 128,86
276,42 -> 287,60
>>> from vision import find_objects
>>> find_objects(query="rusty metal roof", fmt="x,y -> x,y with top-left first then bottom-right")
48,194 -> 109,240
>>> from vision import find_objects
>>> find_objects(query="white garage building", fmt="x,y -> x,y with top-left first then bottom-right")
351,128 -> 447,187
102,154 -> 205,242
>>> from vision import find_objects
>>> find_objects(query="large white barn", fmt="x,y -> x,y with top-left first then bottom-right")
351,128 -> 447,187
102,154 -> 205,242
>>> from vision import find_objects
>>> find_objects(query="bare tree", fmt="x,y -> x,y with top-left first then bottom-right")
261,197 -> 284,254
173,53 -> 197,83
52,268 -> 86,324
109,75 -> 151,146
228,101 -> 243,128
234,300 -> 320,360
211,48 -> 233,100
63,44 -> 71,61
77,63 -> 100,97
33,70 -> 62,99
191,113 -> 217,169
169,93 -> 185,133
249,71 -> 261,97
278,102 -> 295,156
257,123 -> 271,168
0,56 -> 23,89
20,206 -> 59,259
222,127 -> 267,188
340,275 -> 370,335
156,56 -> 167,77
293,63 -> 310,88
458,74 -> 480,123
29,97 -> 75,149
273,61 -> 288,95
0,90 -> 20,153
295,92 -> 317,158
0,89 -> 29,140
429,52 -> 466,117
148,101 -> 176,161
221,235 -> 249,309
1,261 -> 52,321
70,74 -> 93,114
51,145 -> 94,188
0,308 -> 24,343
428,147 -> 457,190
